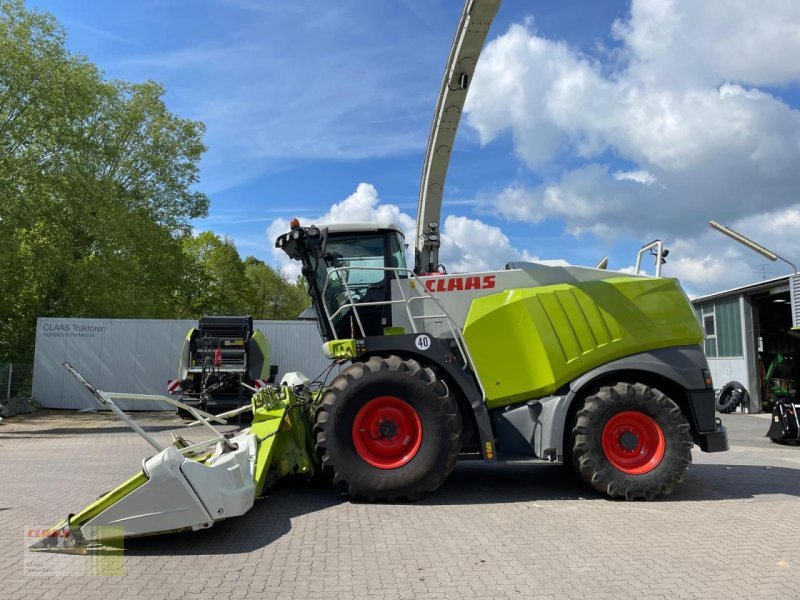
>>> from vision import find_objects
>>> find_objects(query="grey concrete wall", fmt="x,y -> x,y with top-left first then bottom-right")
32,318 -> 328,410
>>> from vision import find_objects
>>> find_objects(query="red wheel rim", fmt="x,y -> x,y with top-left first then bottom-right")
601,411 -> 665,475
352,396 -> 422,469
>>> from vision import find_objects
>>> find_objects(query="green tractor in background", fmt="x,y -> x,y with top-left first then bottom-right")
760,353 -> 794,412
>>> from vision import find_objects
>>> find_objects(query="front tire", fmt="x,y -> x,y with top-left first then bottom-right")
314,355 -> 461,501
571,382 -> 692,500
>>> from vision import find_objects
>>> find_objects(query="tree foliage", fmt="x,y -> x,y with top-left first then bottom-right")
243,257 -> 309,320
182,232 -> 249,316
0,1 -> 309,362
178,233 -> 309,320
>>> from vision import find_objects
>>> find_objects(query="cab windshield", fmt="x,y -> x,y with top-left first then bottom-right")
311,231 -> 406,336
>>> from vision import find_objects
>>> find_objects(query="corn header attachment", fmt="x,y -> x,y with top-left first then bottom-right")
29,363 -> 319,552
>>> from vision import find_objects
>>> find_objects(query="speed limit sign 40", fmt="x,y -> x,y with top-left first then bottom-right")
415,335 -> 431,351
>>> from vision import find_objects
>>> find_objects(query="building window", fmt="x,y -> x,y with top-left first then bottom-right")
694,297 -> 743,359
704,314 -> 715,336
714,296 -> 743,357
702,305 -> 717,357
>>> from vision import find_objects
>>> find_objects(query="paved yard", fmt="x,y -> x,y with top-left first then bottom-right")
1,409 -> 799,599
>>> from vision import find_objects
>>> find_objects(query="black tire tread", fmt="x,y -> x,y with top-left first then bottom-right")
314,355 -> 461,501
716,381 -> 747,414
571,382 -> 692,500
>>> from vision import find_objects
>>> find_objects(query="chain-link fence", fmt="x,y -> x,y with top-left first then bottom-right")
0,363 -> 33,399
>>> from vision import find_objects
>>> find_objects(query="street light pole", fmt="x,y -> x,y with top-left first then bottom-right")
709,221 -> 797,275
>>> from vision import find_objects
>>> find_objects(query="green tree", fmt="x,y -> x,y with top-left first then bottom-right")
0,1 -> 208,361
243,257 -> 309,319
182,232 -> 249,316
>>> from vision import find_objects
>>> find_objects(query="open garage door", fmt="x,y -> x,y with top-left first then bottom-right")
753,285 -> 799,412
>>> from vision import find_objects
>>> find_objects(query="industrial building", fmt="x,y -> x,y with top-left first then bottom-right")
691,274 -> 800,412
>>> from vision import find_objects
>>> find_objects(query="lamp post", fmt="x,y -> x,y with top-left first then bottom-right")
709,221 -> 797,275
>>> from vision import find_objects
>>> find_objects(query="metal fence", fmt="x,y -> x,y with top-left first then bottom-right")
0,363 -> 33,399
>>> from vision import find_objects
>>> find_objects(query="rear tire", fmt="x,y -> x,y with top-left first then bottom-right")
314,355 -> 461,501
571,382 -> 692,500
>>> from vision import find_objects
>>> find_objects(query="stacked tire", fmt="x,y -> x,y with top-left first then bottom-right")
715,381 -> 748,414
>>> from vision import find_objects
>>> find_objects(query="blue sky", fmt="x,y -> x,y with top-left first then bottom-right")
32,1 -> 800,295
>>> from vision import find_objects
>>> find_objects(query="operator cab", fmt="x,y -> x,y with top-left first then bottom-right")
276,221 -> 407,340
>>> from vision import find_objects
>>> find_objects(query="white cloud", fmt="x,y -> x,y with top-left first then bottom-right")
489,165 -> 633,239
464,24 -> 590,166
463,0 -> 800,295
312,183 -> 417,240
440,215 -> 536,273
617,265 -> 645,275
613,0 -> 800,87
613,170 -> 656,185
268,184 -> 533,278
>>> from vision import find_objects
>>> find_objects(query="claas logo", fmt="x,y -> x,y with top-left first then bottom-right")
27,528 -> 70,538
424,275 -> 496,293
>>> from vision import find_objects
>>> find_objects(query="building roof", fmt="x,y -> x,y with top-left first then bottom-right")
691,274 -> 792,304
